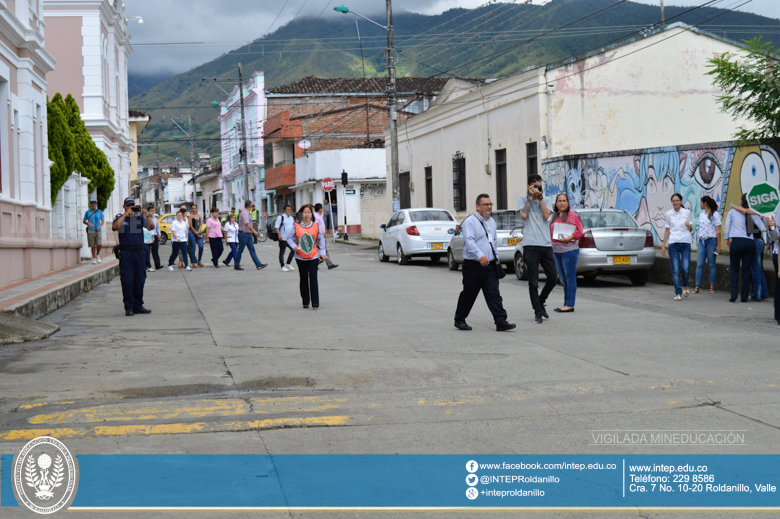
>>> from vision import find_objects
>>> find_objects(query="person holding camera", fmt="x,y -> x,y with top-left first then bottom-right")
517,175 -> 558,324
112,197 -> 155,316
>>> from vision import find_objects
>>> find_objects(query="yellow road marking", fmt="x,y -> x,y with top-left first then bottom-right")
18,401 -> 75,410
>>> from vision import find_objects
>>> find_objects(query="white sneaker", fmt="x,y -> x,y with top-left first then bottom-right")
92,259 -> 97,264
186,266 -> 192,271
282,265 -> 290,272
286,264 -> 294,271
148,267 -> 156,272
168,266 -> 174,271
97,256 -> 102,263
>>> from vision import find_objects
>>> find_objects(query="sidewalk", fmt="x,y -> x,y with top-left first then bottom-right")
0,253 -> 119,320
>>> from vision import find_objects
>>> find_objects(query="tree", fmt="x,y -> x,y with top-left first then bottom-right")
47,97 -> 71,204
707,37 -> 780,143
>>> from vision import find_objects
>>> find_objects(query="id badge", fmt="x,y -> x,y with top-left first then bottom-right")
488,234 -> 493,244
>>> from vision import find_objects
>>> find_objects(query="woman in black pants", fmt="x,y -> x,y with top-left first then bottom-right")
284,204 -> 328,309
724,195 -> 765,302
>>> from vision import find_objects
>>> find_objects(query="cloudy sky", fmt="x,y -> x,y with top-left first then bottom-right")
126,0 -> 780,75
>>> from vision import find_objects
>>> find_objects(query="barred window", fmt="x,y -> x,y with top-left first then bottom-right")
452,152 -> 466,212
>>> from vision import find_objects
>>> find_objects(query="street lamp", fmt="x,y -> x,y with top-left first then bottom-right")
126,15 -> 143,25
334,2 -> 399,212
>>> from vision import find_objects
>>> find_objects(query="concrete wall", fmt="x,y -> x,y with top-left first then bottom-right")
360,182 -> 389,239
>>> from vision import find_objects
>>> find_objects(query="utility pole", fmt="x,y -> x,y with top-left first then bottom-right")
238,63 -> 251,205
660,0 -> 665,26
386,0 -> 399,212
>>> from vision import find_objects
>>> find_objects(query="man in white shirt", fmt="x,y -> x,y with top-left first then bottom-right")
661,193 -> 693,300
275,205 -> 296,271
314,203 -> 338,269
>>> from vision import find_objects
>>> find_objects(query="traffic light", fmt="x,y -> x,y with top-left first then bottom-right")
341,171 -> 348,186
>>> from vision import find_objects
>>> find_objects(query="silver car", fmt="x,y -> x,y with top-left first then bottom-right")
378,208 -> 457,264
447,210 -> 523,271
513,209 -> 655,286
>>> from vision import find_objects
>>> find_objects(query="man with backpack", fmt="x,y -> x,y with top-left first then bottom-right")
275,205 -> 296,271
83,199 -> 104,264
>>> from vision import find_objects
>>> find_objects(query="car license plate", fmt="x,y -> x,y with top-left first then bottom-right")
430,243 -> 444,250
508,238 -> 520,246
613,255 -> 631,265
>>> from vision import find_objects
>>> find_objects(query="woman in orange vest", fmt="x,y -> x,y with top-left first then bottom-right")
284,204 -> 328,309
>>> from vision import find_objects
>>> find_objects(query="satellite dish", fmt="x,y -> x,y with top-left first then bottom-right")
298,139 -> 312,150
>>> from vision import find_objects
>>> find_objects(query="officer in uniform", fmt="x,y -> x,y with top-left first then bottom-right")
251,204 -> 259,243
112,197 -> 155,316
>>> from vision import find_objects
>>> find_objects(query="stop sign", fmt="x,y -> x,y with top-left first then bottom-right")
747,182 -> 780,215
321,177 -> 335,193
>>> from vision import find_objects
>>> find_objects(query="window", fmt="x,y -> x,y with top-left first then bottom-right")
495,149 -> 507,210
399,171 -> 410,209
162,215 -> 175,224
425,166 -> 433,208
387,212 -> 400,228
396,212 -> 405,225
409,210 -> 454,222
577,211 -> 637,229
452,152 -> 466,212
263,143 -> 272,168
526,142 -> 538,179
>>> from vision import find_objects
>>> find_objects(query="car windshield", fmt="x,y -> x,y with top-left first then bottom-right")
492,211 -> 521,231
409,210 -> 454,222
578,211 -> 637,229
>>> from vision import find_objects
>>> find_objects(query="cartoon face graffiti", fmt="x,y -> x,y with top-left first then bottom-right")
688,150 -> 726,201
635,151 -> 687,240
566,167 -> 583,207
584,160 -> 608,209
740,147 -> 780,195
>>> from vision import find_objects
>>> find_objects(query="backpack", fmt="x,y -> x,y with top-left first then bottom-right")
267,214 -> 283,242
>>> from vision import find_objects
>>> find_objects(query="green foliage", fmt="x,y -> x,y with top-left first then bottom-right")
47,97 -> 70,204
707,37 -> 780,144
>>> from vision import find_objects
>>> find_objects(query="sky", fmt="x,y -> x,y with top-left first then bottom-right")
126,0 -> 780,76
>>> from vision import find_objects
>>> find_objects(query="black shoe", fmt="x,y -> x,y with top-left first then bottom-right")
223,260 -> 230,267
534,314 -> 544,324
729,298 -> 737,302
303,304 -> 309,309
454,321 -> 472,331
496,322 -> 516,332
125,309 -> 134,316
257,264 -> 267,270
312,304 -> 319,309
741,299 -> 748,303
234,267 -> 244,270
134,307 -> 152,314
328,264 -> 339,269
554,307 -> 575,313
539,306 -> 550,319
155,266 -> 163,270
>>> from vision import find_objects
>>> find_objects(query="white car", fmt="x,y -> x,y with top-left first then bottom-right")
378,208 -> 457,264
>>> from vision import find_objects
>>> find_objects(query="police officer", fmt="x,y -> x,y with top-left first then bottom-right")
454,194 -> 516,332
112,197 -> 155,316
251,204 -> 259,243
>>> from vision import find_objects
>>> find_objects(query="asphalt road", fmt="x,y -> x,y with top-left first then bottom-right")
0,240 -> 778,518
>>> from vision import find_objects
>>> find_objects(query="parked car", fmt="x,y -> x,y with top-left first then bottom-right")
512,209 -> 655,285
157,213 -> 177,245
447,210 -> 523,272
378,208 -> 457,264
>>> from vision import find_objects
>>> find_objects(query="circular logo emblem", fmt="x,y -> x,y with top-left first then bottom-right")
466,460 -> 479,473
299,233 -> 315,254
13,436 -> 78,514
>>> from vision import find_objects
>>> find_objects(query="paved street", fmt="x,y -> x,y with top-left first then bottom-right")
1,240 -> 778,518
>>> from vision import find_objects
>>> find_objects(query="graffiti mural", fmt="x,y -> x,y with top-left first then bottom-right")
542,141 -> 780,246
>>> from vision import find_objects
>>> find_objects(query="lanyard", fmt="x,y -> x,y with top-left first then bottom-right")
471,213 -> 497,261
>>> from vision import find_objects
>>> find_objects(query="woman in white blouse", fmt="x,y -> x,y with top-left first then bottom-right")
694,196 -> 722,294
222,213 -> 240,267
167,210 -> 191,271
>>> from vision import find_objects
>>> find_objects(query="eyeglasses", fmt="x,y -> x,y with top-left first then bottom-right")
478,203 -> 493,207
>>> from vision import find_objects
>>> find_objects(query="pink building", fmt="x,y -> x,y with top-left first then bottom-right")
0,0 -> 72,286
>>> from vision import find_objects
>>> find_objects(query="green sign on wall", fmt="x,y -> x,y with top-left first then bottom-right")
747,183 -> 780,215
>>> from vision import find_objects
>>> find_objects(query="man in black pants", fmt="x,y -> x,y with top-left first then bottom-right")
275,205 -> 295,271
454,194 -> 516,332
517,175 -> 558,324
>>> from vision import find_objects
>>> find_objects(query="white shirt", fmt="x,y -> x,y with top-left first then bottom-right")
275,213 -> 295,237
696,210 -> 722,241
665,207 -> 692,244
224,222 -> 239,243
171,220 -> 189,242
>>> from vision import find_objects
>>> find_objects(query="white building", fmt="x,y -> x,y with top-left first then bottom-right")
294,149 -> 388,238
392,22 -> 755,242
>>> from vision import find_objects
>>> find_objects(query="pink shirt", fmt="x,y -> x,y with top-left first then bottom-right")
550,210 -> 584,253
205,217 -> 223,238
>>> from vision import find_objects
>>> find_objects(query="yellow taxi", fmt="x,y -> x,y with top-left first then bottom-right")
157,213 -> 177,245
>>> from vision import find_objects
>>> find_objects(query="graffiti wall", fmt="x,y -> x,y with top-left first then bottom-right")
542,141 -> 780,246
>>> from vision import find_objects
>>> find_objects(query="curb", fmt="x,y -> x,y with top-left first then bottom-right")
0,314 -> 59,345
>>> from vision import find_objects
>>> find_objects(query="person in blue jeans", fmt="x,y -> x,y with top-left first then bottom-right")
187,205 -> 205,267
750,236 -> 769,301
234,200 -> 266,271
694,196 -> 722,294
549,194 -> 583,312
661,193 -> 693,301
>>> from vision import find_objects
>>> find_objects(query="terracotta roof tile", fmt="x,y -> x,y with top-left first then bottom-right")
267,76 -> 454,95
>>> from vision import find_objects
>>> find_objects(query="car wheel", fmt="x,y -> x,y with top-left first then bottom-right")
159,233 -> 168,246
378,241 -> 389,262
430,254 -> 443,263
397,244 -> 410,265
514,252 -> 527,281
629,270 -> 649,286
447,249 -> 459,271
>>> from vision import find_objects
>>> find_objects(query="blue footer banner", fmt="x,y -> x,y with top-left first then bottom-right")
2,454 -> 778,510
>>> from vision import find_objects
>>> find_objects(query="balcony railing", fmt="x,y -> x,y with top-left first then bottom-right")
274,159 -> 295,168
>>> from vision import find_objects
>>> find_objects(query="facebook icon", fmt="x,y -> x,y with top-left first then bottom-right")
466,460 -> 478,473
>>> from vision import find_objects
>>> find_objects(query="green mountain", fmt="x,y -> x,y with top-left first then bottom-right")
129,0 -> 780,165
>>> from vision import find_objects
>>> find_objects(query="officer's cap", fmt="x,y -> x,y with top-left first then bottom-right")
123,197 -> 135,206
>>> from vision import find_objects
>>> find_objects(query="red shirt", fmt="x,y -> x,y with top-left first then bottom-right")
550,210 -> 584,253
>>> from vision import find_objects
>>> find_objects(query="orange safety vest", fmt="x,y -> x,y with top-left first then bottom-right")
295,222 -> 319,259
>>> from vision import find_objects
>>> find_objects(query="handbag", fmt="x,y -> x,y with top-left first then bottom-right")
474,214 -> 505,279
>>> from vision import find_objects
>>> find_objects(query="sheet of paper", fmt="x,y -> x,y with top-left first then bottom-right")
553,222 -> 577,240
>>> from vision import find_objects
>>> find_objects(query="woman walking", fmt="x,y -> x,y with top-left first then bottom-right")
694,196 -> 722,294
661,193 -> 693,301
284,204 -> 327,309
168,210 -> 191,271
188,205 -> 205,268
549,193 -> 583,313
724,195 -> 766,302
205,207 -> 224,267
222,213 -> 239,267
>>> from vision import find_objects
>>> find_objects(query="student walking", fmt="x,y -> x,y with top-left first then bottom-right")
661,193 -> 693,301
517,175 -> 558,324
148,205 -> 163,270
188,205 -> 205,268
83,199 -> 104,264
767,212 -> 780,325
550,193 -> 583,313
168,210 -> 191,271
285,204 -> 327,309
724,195 -> 766,302
234,200 -> 266,271
275,205 -> 296,271
454,194 -> 516,331
694,196 -> 722,294
205,207 -> 224,267
314,203 -> 338,269
222,214 -> 239,267
142,207 -> 155,271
